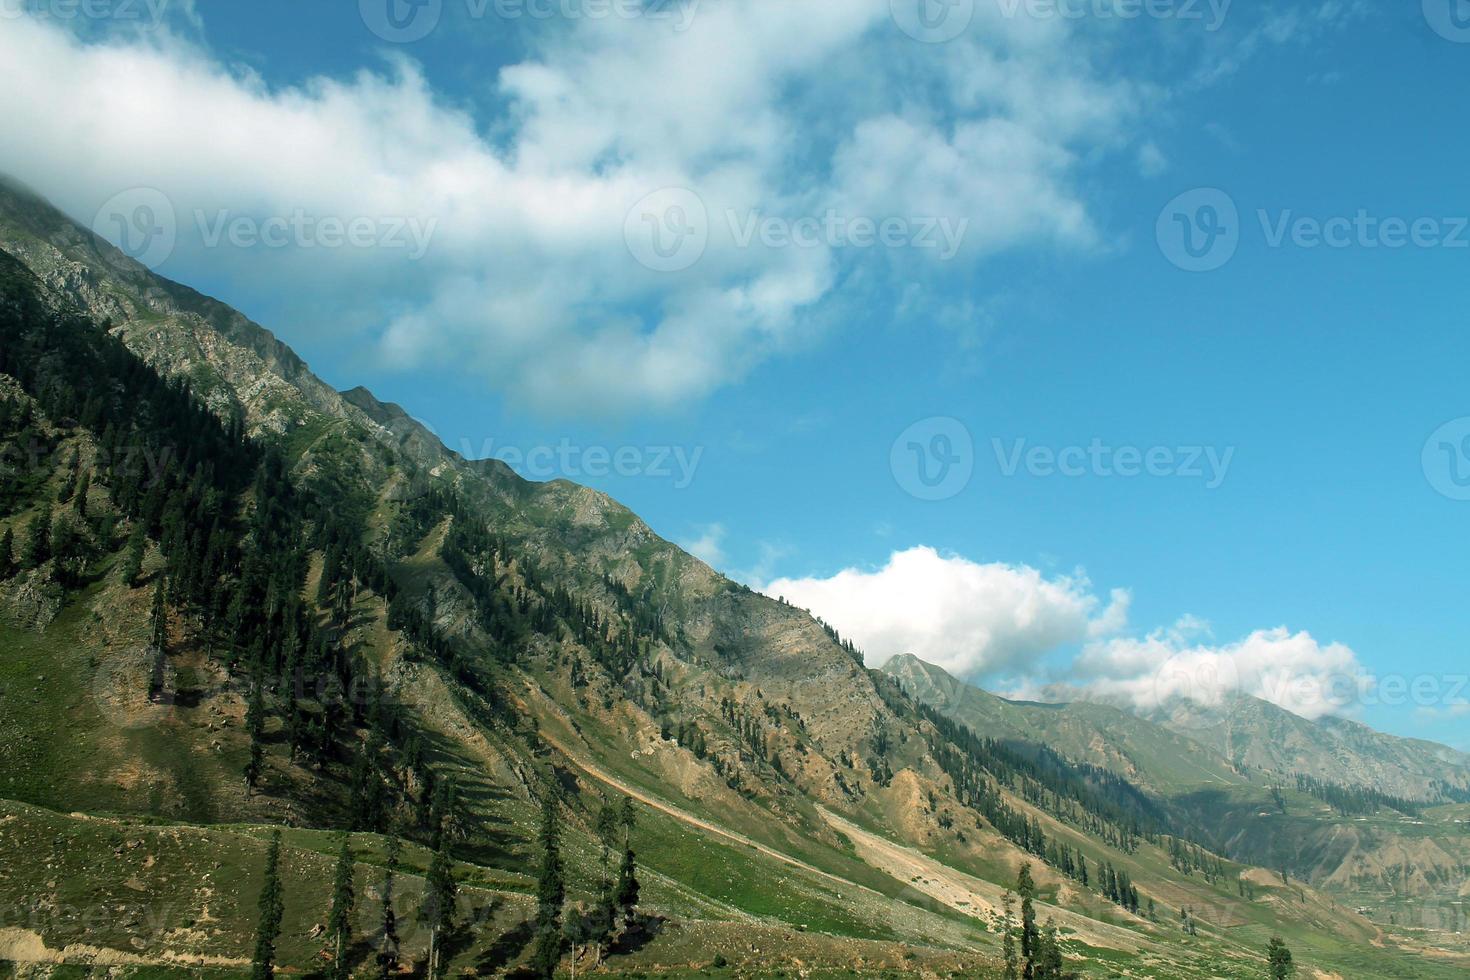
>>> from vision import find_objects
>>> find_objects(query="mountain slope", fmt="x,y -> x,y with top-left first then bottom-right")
0,176 -> 1463,977
883,653 -> 1248,794
887,653 -> 1470,955
1145,692 -> 1470,802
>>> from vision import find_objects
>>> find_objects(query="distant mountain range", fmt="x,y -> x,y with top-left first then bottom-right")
882,652 -> 1470,802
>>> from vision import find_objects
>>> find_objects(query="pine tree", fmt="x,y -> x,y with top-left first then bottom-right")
615,796 -> 640,932
1267,936 -> 1295,979
1017,863 -> 1038,980
148,576 -> 169,702
251,831 -> 285,980
327,836 -> 356,980
615,845 -> 640,932
0,526 -> 14,579
20,508 -> 51,569
376,836 -> 401,978
531,788 -> 565,979
1034,919 -> 1066,980
593,800 -> 620,957
1001,891 -> 1019,980
244,678 -> 266,792
120,524 -> 146,586
57,450 -> 79,503
72,468 -> 91,518
419,839 -> 457,979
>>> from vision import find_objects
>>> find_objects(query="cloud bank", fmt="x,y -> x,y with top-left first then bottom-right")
766,546 -> 1127,677
766,545 -> 1368,721
0,5 -> 1137,414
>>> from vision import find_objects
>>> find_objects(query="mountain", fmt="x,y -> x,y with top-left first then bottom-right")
882,653 -> 1248,794
886,653 -> 1470,944
0,176 -> 1465,977
1143,692 -> 1470,802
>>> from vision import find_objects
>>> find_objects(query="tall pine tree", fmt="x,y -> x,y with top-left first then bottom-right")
419,839 -> 457,979
1017,863 -> 1038,980
20,508 -> 50,569
327,836 -> 356,980
251,831 -> 285,980
531,788 -> 565,979
147,576 -> 169,703
1001,891 -> 1018,980
376,836 -> 401,979
120,523 -> 146,586
0,525 -> 14,579
593,800 -> 620,958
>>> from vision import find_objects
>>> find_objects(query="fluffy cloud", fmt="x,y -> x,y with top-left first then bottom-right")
764,546 -> 1125,677
0,5 -> 1138,414
1073,621 -> 1369,720
766,545 -> 1369,721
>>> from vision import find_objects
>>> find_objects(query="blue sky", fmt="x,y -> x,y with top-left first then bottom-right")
2,0 -> 1468,747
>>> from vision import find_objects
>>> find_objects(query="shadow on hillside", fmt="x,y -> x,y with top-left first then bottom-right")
611,913 -> 665,957
476,917 -> 534,975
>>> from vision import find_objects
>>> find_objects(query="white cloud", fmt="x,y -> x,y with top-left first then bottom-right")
764,543 -> 1369,722
1073,621 -> 1368,720
764,546 -> 1123,677
679,523 -> 727,568
0,6 -> 1141,415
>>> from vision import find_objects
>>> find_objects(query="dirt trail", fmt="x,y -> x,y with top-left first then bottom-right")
817,807 -> 1147,954
0,927 -> 249,968
540,732 -> 882,897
